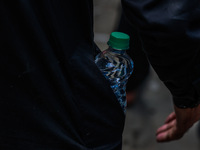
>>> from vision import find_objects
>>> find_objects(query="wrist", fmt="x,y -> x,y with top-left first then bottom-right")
174,104 -> 200,130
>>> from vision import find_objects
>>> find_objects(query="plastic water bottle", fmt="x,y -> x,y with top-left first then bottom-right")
95,32 -> 134,113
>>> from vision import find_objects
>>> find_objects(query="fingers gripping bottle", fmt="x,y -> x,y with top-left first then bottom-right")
95,32 -> 134,113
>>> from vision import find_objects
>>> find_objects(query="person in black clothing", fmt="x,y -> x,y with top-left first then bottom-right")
0,0 -> 200,149
121,0 -> 200,142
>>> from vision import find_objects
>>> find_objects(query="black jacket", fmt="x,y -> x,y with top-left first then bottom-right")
0,1 -> 123,149
0,0 -> 200,149
122,0 -> 200,108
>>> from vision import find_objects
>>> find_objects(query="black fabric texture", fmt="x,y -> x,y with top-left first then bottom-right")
122,0 -> 200,108
1,0 -> 200,149
0,0 -> 124,149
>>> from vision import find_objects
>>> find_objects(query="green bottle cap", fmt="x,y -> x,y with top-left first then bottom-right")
107,32 -> 130,50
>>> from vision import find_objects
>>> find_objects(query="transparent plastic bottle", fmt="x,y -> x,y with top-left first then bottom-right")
95,32 -> 134,113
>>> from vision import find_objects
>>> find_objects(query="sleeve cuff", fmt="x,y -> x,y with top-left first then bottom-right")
173,80 -> 200,108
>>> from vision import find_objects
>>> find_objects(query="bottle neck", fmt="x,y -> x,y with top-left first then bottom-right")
108,46 -> 127,54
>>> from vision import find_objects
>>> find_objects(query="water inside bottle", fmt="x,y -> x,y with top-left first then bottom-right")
95,48 -> 134,113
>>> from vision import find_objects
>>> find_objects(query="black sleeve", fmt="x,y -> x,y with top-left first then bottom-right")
121,0 -> 200,108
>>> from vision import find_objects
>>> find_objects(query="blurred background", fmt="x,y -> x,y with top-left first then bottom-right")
93,0 -> 200,150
